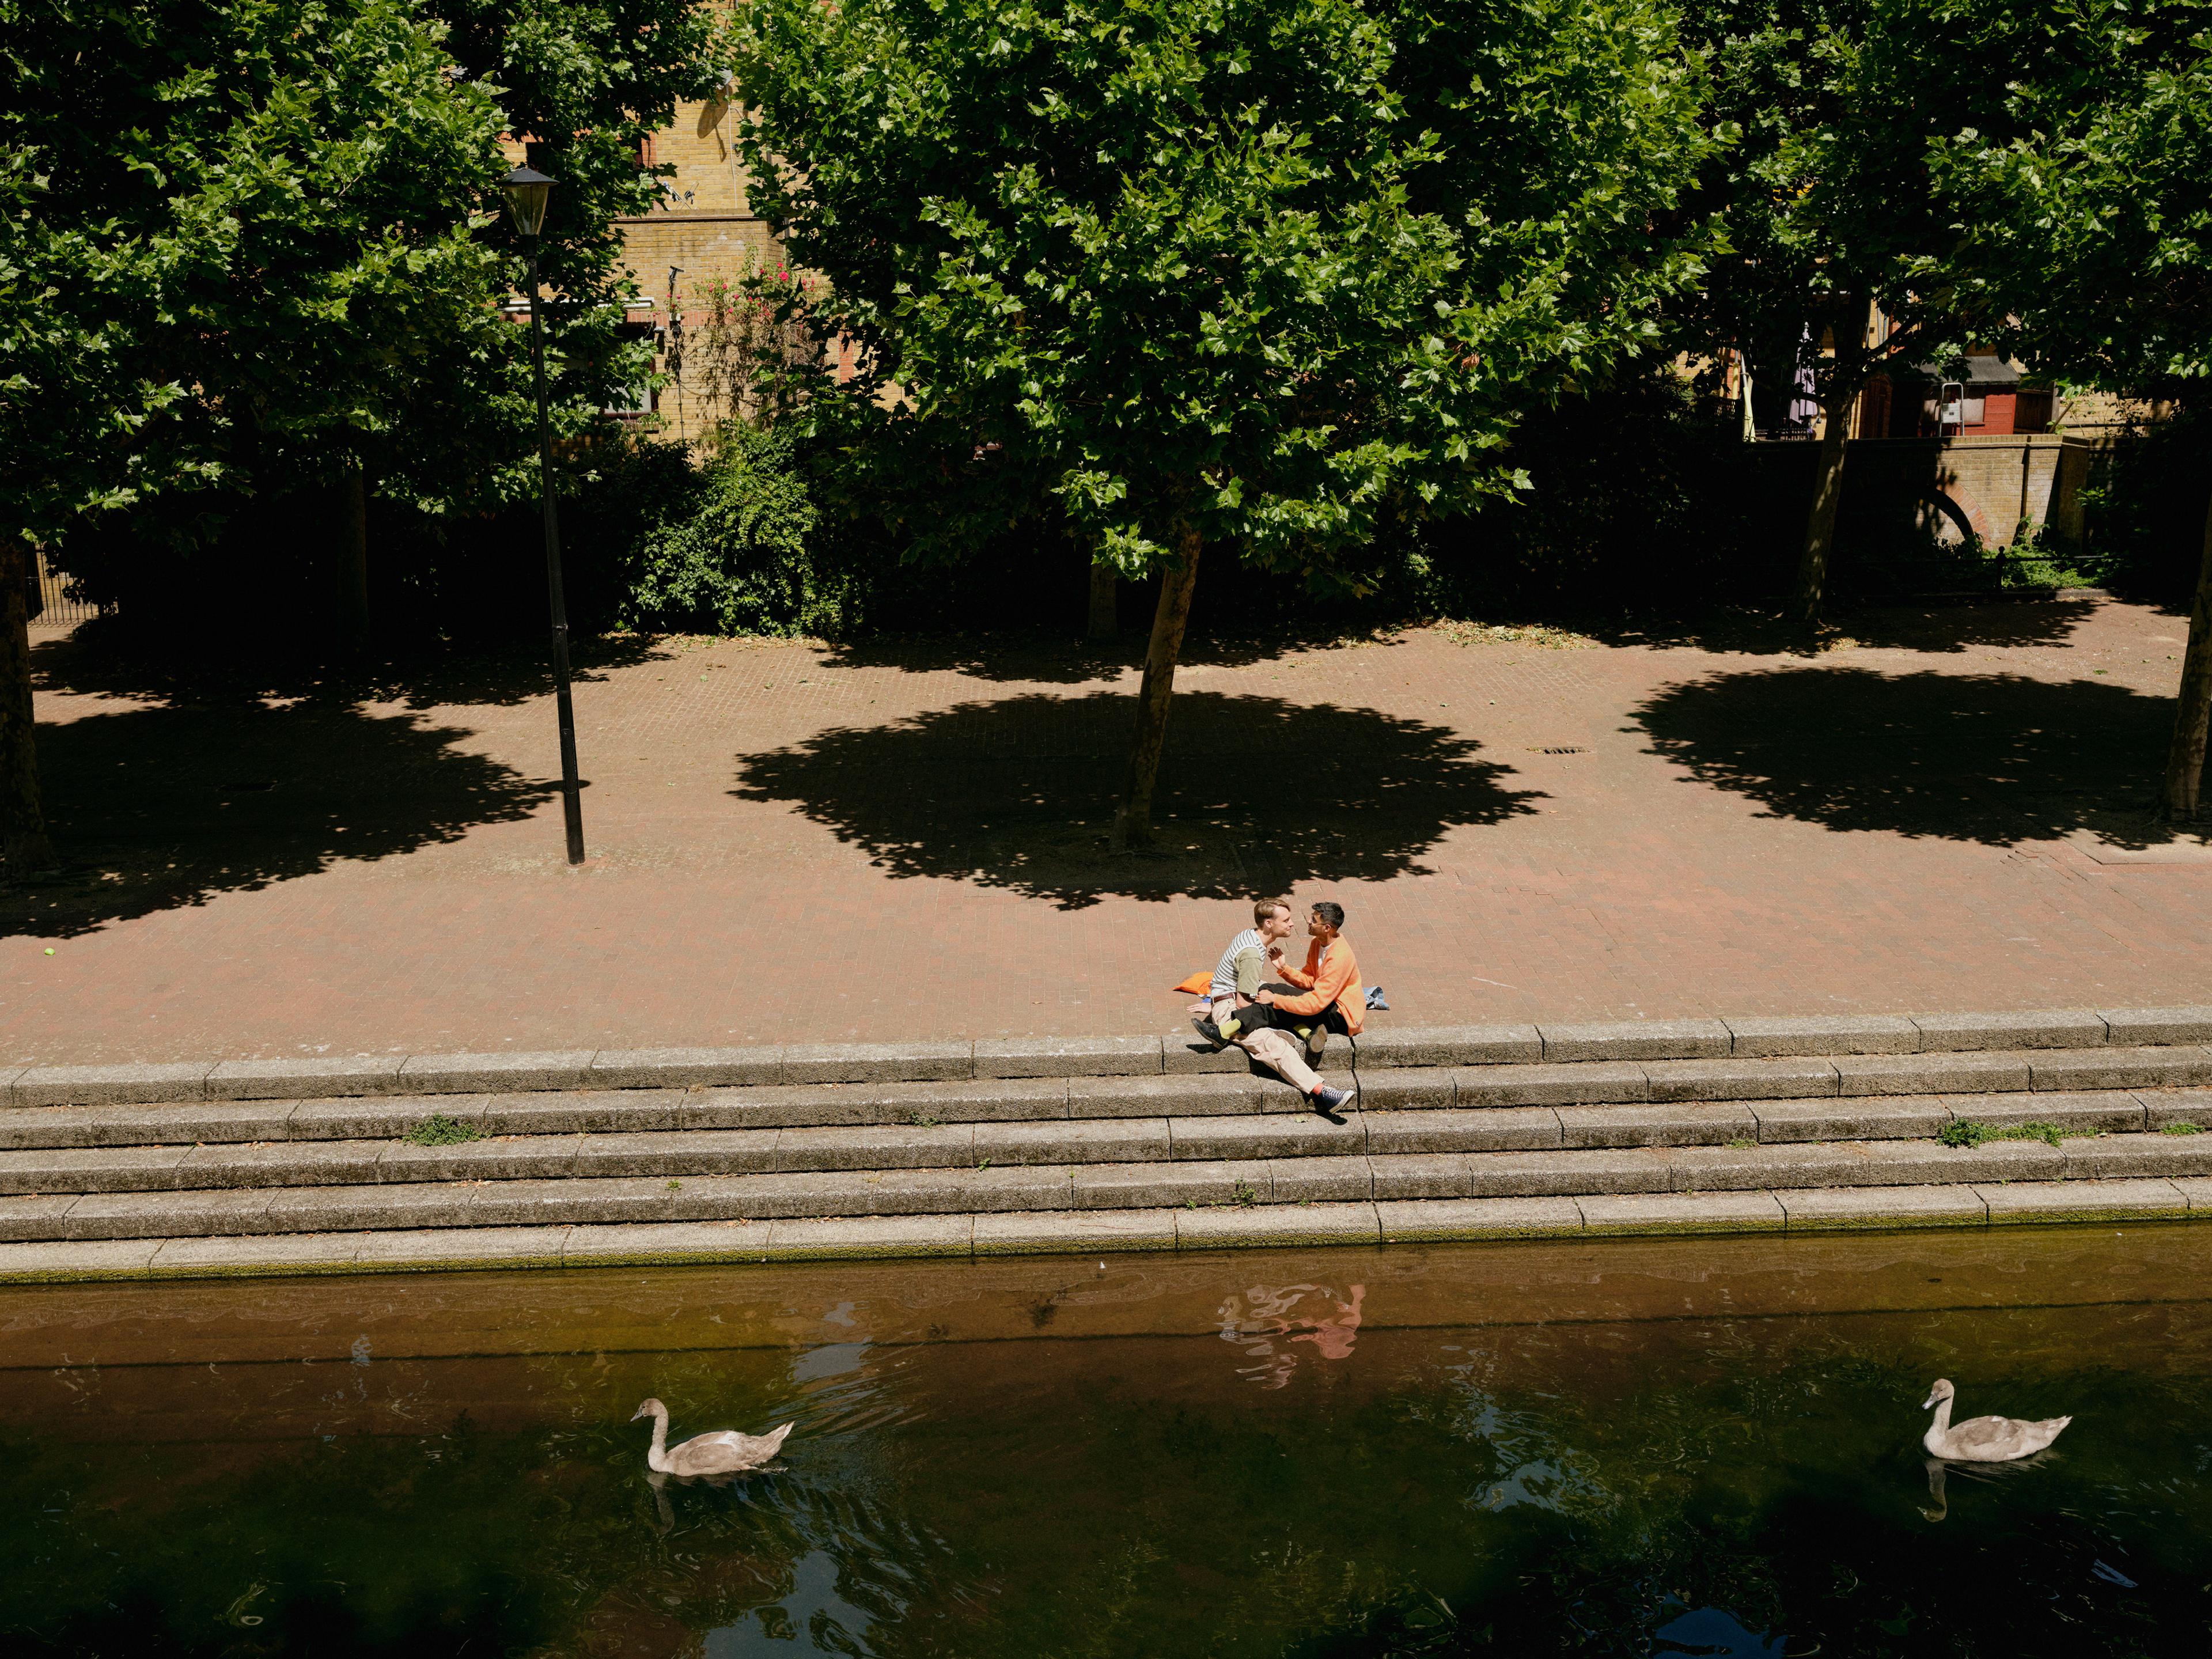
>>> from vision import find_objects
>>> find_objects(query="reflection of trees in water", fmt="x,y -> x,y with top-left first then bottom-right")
0,1399 -> 968,1659
12,1326 -> 2207,1657
612,1452 -> 963,1656
1213,1282 -> 1366,1390
1384,1344 -> 2179,1657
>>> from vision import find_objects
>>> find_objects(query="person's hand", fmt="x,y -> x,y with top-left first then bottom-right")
1256,988 -> 1275,1006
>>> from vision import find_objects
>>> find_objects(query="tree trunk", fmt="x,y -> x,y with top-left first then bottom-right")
1112,527 -> 1201,850
1793,297 -> 1876,630
2160,487 -> 2212,819
1086,559 -> 1118,639
334,469 -> 370,656
0,543 -> 55,872
1793,402 -> 1851,629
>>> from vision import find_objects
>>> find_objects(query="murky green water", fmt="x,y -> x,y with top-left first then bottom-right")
5,1228 -> 2211,1656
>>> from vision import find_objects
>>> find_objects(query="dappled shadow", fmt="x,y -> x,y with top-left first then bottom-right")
1592,594 -> 2106,657
5,692 -> 554,938
818,597 -> 2114,685
812,623 -> 1417,685
1635,666 -> 2179,847
733,690 -> 1541,908
30,619 -> 668,711
812,632 -> 1139,685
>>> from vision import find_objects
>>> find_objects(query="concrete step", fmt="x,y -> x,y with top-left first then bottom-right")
9,1131 -> 2212,1245
5,1089 -> 2206,1198
9,1176 -> 2207,1282
7,1051 -> 2210,1153
12,1007 -> 2212,1109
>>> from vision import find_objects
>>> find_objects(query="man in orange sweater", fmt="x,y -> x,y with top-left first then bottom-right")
1199,900 -> 1363,1109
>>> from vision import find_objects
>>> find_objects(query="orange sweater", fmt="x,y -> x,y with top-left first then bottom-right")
1274,937 -> 1364,1035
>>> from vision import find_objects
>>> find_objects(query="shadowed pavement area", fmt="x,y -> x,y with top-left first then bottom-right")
733,691 -> 1541,909
12,698 -> 553,940
5,594 -> 2209,1062
1636,667 -> 2175,847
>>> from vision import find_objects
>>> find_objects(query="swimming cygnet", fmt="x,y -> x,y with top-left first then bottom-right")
1921,1378 -> 2070,1462
631,1397 -> 794,1476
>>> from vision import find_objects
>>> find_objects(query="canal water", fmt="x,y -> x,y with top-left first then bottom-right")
4,1226 -> 2209,1656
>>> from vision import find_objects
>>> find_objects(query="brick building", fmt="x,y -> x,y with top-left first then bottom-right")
607,93 -> 784,433
1859,353 -> 2054,438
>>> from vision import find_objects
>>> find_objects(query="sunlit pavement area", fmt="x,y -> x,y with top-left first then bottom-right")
7,593 -> 2209,1065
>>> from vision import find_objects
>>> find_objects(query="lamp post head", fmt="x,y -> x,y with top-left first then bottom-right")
502,165 -> 555,238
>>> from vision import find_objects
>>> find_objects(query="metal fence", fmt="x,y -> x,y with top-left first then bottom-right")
31,548 -> 103,628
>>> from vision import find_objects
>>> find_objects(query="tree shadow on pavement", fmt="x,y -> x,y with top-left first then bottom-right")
813,624 -> 1416,685
1634,666 -> 2179,847
1594,594 -> 2107,656
30,619 -> 666,710
733,690 -> 1541,909
6,693 -> 554,940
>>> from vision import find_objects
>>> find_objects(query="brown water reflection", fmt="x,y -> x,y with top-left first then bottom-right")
2,1226 -> 2205,1450
1216,1281 -> 1367,1388
4,1228 -> 2211,1656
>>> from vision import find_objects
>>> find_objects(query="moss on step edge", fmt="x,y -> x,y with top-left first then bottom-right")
2,1187 -> 2210,1284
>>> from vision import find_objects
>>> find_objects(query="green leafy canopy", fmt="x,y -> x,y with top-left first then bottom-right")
0,0 -> 724,554
1900,0 -> 2212,390
734,0 -> 1717,583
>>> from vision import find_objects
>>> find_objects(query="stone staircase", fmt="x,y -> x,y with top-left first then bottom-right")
5,1008 -> 2212,1281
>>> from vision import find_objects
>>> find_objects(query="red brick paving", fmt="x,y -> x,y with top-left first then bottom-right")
7,595 -> 2207,1063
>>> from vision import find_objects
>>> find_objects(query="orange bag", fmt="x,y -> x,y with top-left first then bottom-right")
1172,971 -> 1213,995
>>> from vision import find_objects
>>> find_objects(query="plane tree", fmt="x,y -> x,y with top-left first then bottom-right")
1668,0 -> 2022,626
0,0 -> 718,869
732,0 -> 1715,846
1889,0 -> 2212,814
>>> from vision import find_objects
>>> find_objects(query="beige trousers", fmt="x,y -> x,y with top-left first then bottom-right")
1240,1027 -> 1320,1094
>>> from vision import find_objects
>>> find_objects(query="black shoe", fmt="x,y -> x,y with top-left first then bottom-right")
1192,1016 -> 1226,1048
1312,1084 -> 1351,1113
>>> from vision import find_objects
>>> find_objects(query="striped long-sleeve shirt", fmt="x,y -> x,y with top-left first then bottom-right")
1209,929 -> 1267,999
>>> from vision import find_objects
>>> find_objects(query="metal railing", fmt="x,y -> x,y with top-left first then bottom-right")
30,548 -> 104,628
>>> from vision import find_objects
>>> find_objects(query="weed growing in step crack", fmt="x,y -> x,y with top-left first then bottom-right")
403,1113 -> 480,1146
2165,1122 -> 2203,1135
1941,1119 -> 2086,1149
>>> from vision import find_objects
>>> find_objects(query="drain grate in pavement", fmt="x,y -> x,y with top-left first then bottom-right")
1531,746 -> 1589,755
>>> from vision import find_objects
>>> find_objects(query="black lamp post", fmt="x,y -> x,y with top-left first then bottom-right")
503,164 -> 586,865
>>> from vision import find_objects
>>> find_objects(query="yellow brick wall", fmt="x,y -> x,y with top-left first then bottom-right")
2054,388 -> 2177,442
616,96 -> 782,316
613,96 -> 820,429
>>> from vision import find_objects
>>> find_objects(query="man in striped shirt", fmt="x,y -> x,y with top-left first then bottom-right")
1198,900 -> 1362,1112
1192,898 -> 1296,1035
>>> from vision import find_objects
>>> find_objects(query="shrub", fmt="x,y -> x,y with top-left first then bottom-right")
617,424 -> 847,637
2082,407 -> 2212,605
1389,372 -> 1778,620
